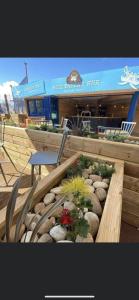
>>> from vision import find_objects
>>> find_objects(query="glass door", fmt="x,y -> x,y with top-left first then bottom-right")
36,99 -> 44,115
28,100 -> 36,115
28,99 -> 45,116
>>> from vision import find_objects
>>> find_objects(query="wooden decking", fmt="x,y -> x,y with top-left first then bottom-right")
120,221 -> 139,243
0,158 -> 57,210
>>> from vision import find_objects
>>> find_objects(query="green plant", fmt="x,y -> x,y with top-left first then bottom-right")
39,123 -> 48,131
91,162 -> 115,178
78,155 -> 93,169
66,164 -> 83,178
59,208 -> 90,241
66,209 -> 90,241
46,126 -> 59,133
60,176 -> 92,205
106,133 -> 127,143
27,124 -> 40,130
66,156 -> 93,178
77,196 -> 93,210
89,132 -> 99,139
66,155 -> 115,179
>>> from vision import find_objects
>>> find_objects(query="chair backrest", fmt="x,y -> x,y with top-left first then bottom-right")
81,111 -> 91,124
63,118 -> 73,129
82,120 -> 91,131
62,118 -> 69,129
81,110 -> 91,117
121,121 -> 136,136
57,129 -> 69,164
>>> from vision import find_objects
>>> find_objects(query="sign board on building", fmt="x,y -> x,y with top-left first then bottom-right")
12,80 -> 46,98
46,66 -> 139,96
12,66 -> 139,99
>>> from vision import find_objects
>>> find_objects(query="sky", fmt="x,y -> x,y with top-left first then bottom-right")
0,57 -> 139,99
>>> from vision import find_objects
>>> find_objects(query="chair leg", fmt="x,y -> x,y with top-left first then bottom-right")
0,163 -> 8,186
31,165 -> 34,186
39,165 -> 41,175
2,145 -> 17,171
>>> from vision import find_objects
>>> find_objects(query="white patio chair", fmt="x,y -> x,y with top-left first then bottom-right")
104,121 -> 136,136
121,121 -> 136,136
82,120 -> 91,132
54,117 -> 72,130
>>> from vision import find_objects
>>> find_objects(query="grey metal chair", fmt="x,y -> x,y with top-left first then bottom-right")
28,129 -> 69,185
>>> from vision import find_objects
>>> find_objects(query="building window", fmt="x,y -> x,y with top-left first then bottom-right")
36,99 -> 43,114
28,100 -> 36,115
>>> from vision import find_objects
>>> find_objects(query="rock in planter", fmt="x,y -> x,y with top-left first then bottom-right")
37,233 -> 53,243
84,212 -> 99,237
82,170 -> 89,179
93,181 -> 108,189
21,231 -> 38,243
95,188 -> 107,202
25,214 -> 41,230
64,201 -> 76,211
90,193 -> 102,216
51,206 -> 63,218
75,233 -> 94,243
124,139 -> 130,143
4,224 -> 25,242
83,208 -> 88,213
24,213 -> 36,228
66,193 -> 74,202
87,166 -> 94,174
34,202 -> 45,214
89,175 -> 102,182
50,225 -> 67,241
102,178 -> 110,184
43,193 -> 55,205
89,186 -> 95,193
40,203 -> 54,216
55,194 -> 63,201
38,218 -> 55,235
85,179 -> 93,186
30,222 -> 37,231
50,186 -> 62,194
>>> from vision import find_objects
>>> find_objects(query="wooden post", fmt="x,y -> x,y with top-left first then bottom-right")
4,94 -> 10,115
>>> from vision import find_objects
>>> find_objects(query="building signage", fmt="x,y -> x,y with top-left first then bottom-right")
66,70 -> 82,84
12,80 -> 46,98
118,66 -> 139,90
12,66 -> 139,100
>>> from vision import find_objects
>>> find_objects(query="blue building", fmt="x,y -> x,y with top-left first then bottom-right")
12,66 -> 139,134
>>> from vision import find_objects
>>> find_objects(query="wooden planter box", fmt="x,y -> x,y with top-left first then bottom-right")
0,152 -> 124,242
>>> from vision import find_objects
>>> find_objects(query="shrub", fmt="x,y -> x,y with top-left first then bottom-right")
66,155 -> 115,179
60,176 -> 92,205
91,162 -> 115,178
106,133 -> 127,143
27,124 -> 40,130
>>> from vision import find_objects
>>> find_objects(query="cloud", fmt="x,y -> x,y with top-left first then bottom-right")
0,80 -> 18,102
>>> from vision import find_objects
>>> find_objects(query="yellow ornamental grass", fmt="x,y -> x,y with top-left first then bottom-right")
60,176 -> 92,198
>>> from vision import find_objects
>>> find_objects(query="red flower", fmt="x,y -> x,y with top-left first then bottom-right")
60,209 -> 73,225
